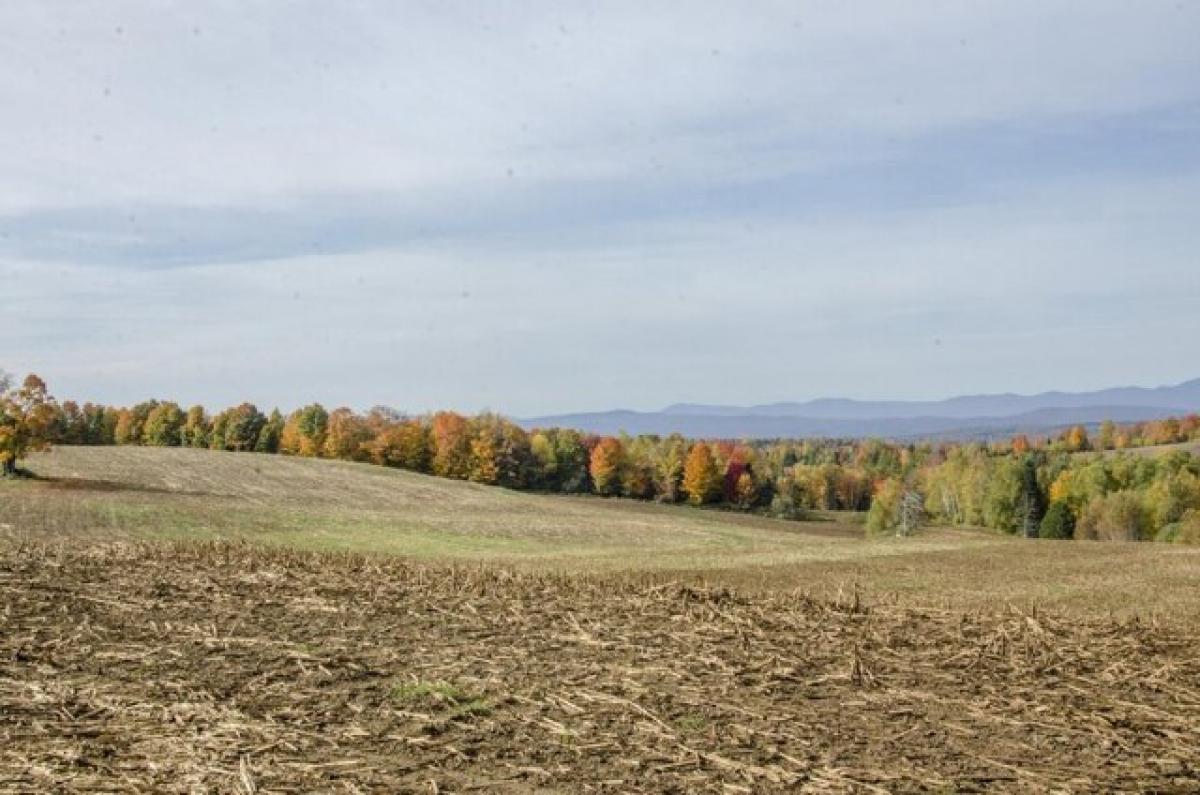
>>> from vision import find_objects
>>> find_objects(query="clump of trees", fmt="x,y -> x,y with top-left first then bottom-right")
9,371 -> 1200,544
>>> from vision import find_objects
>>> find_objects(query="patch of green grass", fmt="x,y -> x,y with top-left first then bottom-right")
447,697 -> 493,719
391,680 -> 493,719
674,712 -> 709,734
391,680 -> 470,703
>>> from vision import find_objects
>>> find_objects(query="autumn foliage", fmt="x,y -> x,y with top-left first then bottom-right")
682,443 -> 721,505
0,374 -> 57,476
589,437 -> 625,496
8,371 -> 1200,543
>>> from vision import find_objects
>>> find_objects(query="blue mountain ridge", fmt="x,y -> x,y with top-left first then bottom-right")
520,379 -> 1200,440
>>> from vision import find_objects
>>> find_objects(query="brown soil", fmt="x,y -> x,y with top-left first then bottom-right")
2,541 -> 1198,793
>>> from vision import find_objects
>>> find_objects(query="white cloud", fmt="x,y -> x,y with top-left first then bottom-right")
2,1 -> 1197,209
6,168 -> 1199,414
1,1 -> 1198,411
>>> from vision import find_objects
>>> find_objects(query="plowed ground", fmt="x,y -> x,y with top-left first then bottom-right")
3,542 -> 1198,793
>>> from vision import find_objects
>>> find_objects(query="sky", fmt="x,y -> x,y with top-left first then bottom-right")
2,1 -> 1199,416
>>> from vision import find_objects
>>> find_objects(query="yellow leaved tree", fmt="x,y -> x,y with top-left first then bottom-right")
0,373 -> 57,477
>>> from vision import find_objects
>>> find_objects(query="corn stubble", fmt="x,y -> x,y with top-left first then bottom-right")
2,540 -> 1198,792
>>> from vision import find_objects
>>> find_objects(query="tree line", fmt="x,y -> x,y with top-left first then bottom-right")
3,372 -> 1199,543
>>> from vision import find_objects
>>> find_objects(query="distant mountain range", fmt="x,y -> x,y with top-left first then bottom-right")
520,378 -> 1200,441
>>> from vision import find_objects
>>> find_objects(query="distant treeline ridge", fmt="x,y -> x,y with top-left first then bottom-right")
3,372 -> 1200,543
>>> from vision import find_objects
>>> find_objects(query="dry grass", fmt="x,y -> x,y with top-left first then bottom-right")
1084,440 -> 1200,459
2,540 -> 1198,792
5,446 -> 1200,618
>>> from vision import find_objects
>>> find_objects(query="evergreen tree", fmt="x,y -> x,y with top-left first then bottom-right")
222,403 -> 267,452
553,429 -> 591,493
1039,501 -> 1075,539
1016,456 -> 1047,538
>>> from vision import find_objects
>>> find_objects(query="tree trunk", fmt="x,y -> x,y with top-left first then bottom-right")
1,457 -> 16,478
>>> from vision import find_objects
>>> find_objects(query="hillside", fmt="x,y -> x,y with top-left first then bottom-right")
1085,440 -> 1200,459
6,446 -> 1200,615
7,446 -> 878,568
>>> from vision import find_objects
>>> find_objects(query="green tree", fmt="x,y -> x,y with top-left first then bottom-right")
280,404 -> 329,457
255,409 -> 284,453
208,411 -> 228,450
182,405 -> 209,448
655,436 -> 687,503
1039,501 -> 1075,539
553,429 -> 591,493
56,401 -> 86,444
1176,510 -> 1200,545
1015,456 -> 1046,538
142,402 -> 185,447
529,431 -> 559,490
866,478 -> 902,535
1098,420 -> 1117,451
982,457 -> 1023,533
221,403 -> 267,452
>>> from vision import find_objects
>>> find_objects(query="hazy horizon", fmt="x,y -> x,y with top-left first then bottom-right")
4,2 -> 1199,415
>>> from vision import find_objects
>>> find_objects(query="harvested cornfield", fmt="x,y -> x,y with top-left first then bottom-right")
2,541 -> 1198,792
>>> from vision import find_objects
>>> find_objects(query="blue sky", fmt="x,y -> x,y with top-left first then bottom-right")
2,1 -> 1199,415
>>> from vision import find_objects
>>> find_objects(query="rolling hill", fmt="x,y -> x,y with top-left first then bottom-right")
6,445 -> 882,568
6,445 -> 1200,614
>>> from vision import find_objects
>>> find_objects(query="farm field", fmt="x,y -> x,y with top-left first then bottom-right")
4,446 -> 1200,614
2,446 -> 1200,791
1088,439 -> 1200,459
3,540 -> 1199,792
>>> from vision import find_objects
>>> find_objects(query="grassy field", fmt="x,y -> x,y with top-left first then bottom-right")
7,446 -> 915,565
1088,439 -> 1200,459
4,446 -> 1200,791
3,445 -> 1199,616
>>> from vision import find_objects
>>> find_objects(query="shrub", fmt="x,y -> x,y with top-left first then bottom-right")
865,479 -> 899,535
1176,510 -> 1200,545
769,492 -> 808,521
1039,501 -> 1075,540
1076,491 -> 1148,541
